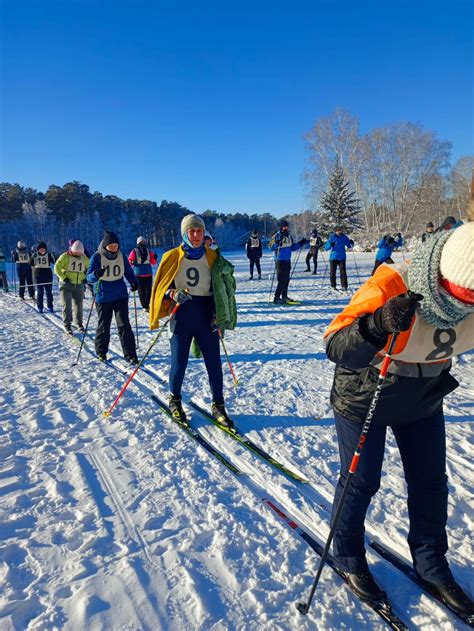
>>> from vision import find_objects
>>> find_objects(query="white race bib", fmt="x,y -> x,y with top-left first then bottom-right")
67,255 -> 87,273
99,252 -> 125,281
17,251 -> 29,263
34,255 -> 50,268
173,256 -> 212,296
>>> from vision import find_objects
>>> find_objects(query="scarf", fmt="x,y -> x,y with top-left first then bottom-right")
408,231 -> 474,328
182,240 -> 206,261
98,240 -> 118,260
136,243 -> 149,264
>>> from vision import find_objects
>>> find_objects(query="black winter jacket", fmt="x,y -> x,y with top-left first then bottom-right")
325,314 -> 458,426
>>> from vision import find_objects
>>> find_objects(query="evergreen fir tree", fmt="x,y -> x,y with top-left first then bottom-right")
319,161 -> 362,232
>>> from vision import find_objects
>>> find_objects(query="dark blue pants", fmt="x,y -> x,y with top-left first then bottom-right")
37,283 -> 53,310
95,298 -> 137,361
169,297 -> 223,402
332,409 -> 451,583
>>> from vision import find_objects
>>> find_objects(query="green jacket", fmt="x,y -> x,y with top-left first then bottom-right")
211,251 -> 237,331
54,251 -> 90,284
192,251 -> 237,358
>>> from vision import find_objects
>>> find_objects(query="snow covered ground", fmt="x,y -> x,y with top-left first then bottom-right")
0,250 -> 473,630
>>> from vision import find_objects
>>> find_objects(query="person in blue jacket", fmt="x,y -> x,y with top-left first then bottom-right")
324,226 -> 354,290
87,231 -> 139,364
270,220 -> 307,303
324,226 -> 354,291
371,233 -> 404,275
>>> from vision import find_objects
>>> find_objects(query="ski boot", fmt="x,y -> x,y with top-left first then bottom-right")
64,324 -> 73,335
97,353 -> 107,362
273,297 -> 285,304
127,356 -> 139,367
169,395 -> 188,425
258,274 -> 261,280
344,571 -> 386,603
418,576 -> 474,617
249,275 -> 253,280
77,325 -> 85,333
211,401 -> 234,430
304,268 -> 311,272
37,307 -> 44,314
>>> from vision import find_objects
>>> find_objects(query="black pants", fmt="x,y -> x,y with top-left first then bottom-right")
274,260 -> 291,299
0,271 -> 8,290
305,250 -> 319,273
371,257 -> 393,276
249,258 -> 261,277
330,259 -> 348,289
95,298 -> 137,360
18,267 -> 35,299
332,409 -> 451,582
37,283 -> 53,310
137,275 -> 153,310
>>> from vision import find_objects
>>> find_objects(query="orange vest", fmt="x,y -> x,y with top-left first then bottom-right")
325,263 -> 474,364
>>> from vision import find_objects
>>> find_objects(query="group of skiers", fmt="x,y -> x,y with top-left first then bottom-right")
3,209 -> 474,619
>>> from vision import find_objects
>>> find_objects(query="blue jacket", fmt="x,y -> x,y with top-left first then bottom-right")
87,250 -> 136,303
375,236 -> 403,262
270,230 -> 304,261
324,233 -> 353,260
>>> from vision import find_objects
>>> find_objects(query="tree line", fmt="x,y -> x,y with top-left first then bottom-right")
1,108 -> 472,256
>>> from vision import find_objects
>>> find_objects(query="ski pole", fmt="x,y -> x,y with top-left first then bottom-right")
297,332 -> 399,616
351,248 -> 361,286
103,302 -> 181,417
133,289 -> 139,349
289,243 -> 304,282
72,290 -> 98,366
217,326 -> 239,386
319,249 -> 329,285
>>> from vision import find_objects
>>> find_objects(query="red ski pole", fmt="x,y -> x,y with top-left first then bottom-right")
103,302 -> 180,417
297,332 -> 399,615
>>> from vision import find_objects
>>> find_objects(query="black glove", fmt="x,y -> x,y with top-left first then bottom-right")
95,266 -> 107,278
396,232 -> 402,238
374,293 -> 423,333
62,278 -> 72,284
130,283 -> 138,292
349,239 -> 354,246
170,288 -> 192,305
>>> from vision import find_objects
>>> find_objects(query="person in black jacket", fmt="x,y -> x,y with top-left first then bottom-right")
245,230 -> 263,280
421,221 -> 435,243
322,223 -> 474,614
12,241 -> 35,299
30,241 -> 56,313
304,229 -> 323,274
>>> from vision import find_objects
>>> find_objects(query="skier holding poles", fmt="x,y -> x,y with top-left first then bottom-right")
86,231 -> 139,365
149,214 -> 237,428
304,229 -> 323,274
269,220 -> 307,304
299,221 -> 474,616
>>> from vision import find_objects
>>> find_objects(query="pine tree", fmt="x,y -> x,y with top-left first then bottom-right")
319,161 -> 362,232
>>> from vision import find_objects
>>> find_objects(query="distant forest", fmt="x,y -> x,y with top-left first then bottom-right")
0,181 -> 279,255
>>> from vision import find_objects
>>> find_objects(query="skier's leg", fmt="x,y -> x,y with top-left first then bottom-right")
61,284 -> 73,326
255,258 -> 261,277
329,260 -> 337,288
274,260 -> 284,298
340,260 -> 348,290
195,325 -> 224,403
18,269 -> 26,299
137,277 -> 147,309
143,276 -> 152,310
305,251 -> 311,271
45,282 -> 53,310
313,251 -> 318,274
36,284 -> 44,311
332,410 -> 386,573
74,284 -> 84,326
114,297 -> 137,361
393,410 -> 451,583
26,268 -> 35,298
249,259 -> 254,278
281,261 -> 291,299
95,301 -> 114,358
169,323 -> 193,397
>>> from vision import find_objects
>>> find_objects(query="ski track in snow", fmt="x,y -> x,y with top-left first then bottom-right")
0,252 -> 472,630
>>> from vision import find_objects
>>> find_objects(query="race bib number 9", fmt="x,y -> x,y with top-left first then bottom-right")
186,266 -> 200,287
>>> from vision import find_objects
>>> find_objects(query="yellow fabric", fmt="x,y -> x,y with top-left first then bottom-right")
149,245 -> 218,329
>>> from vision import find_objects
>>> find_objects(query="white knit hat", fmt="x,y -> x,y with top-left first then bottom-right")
136,236 -> 146,244
439,222 -> 474,301
70,240 -> 85,255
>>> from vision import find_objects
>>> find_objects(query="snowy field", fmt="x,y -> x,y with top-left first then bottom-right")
0,250 -> 473,631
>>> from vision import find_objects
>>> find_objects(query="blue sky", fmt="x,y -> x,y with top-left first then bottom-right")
1,0 -> 472,217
